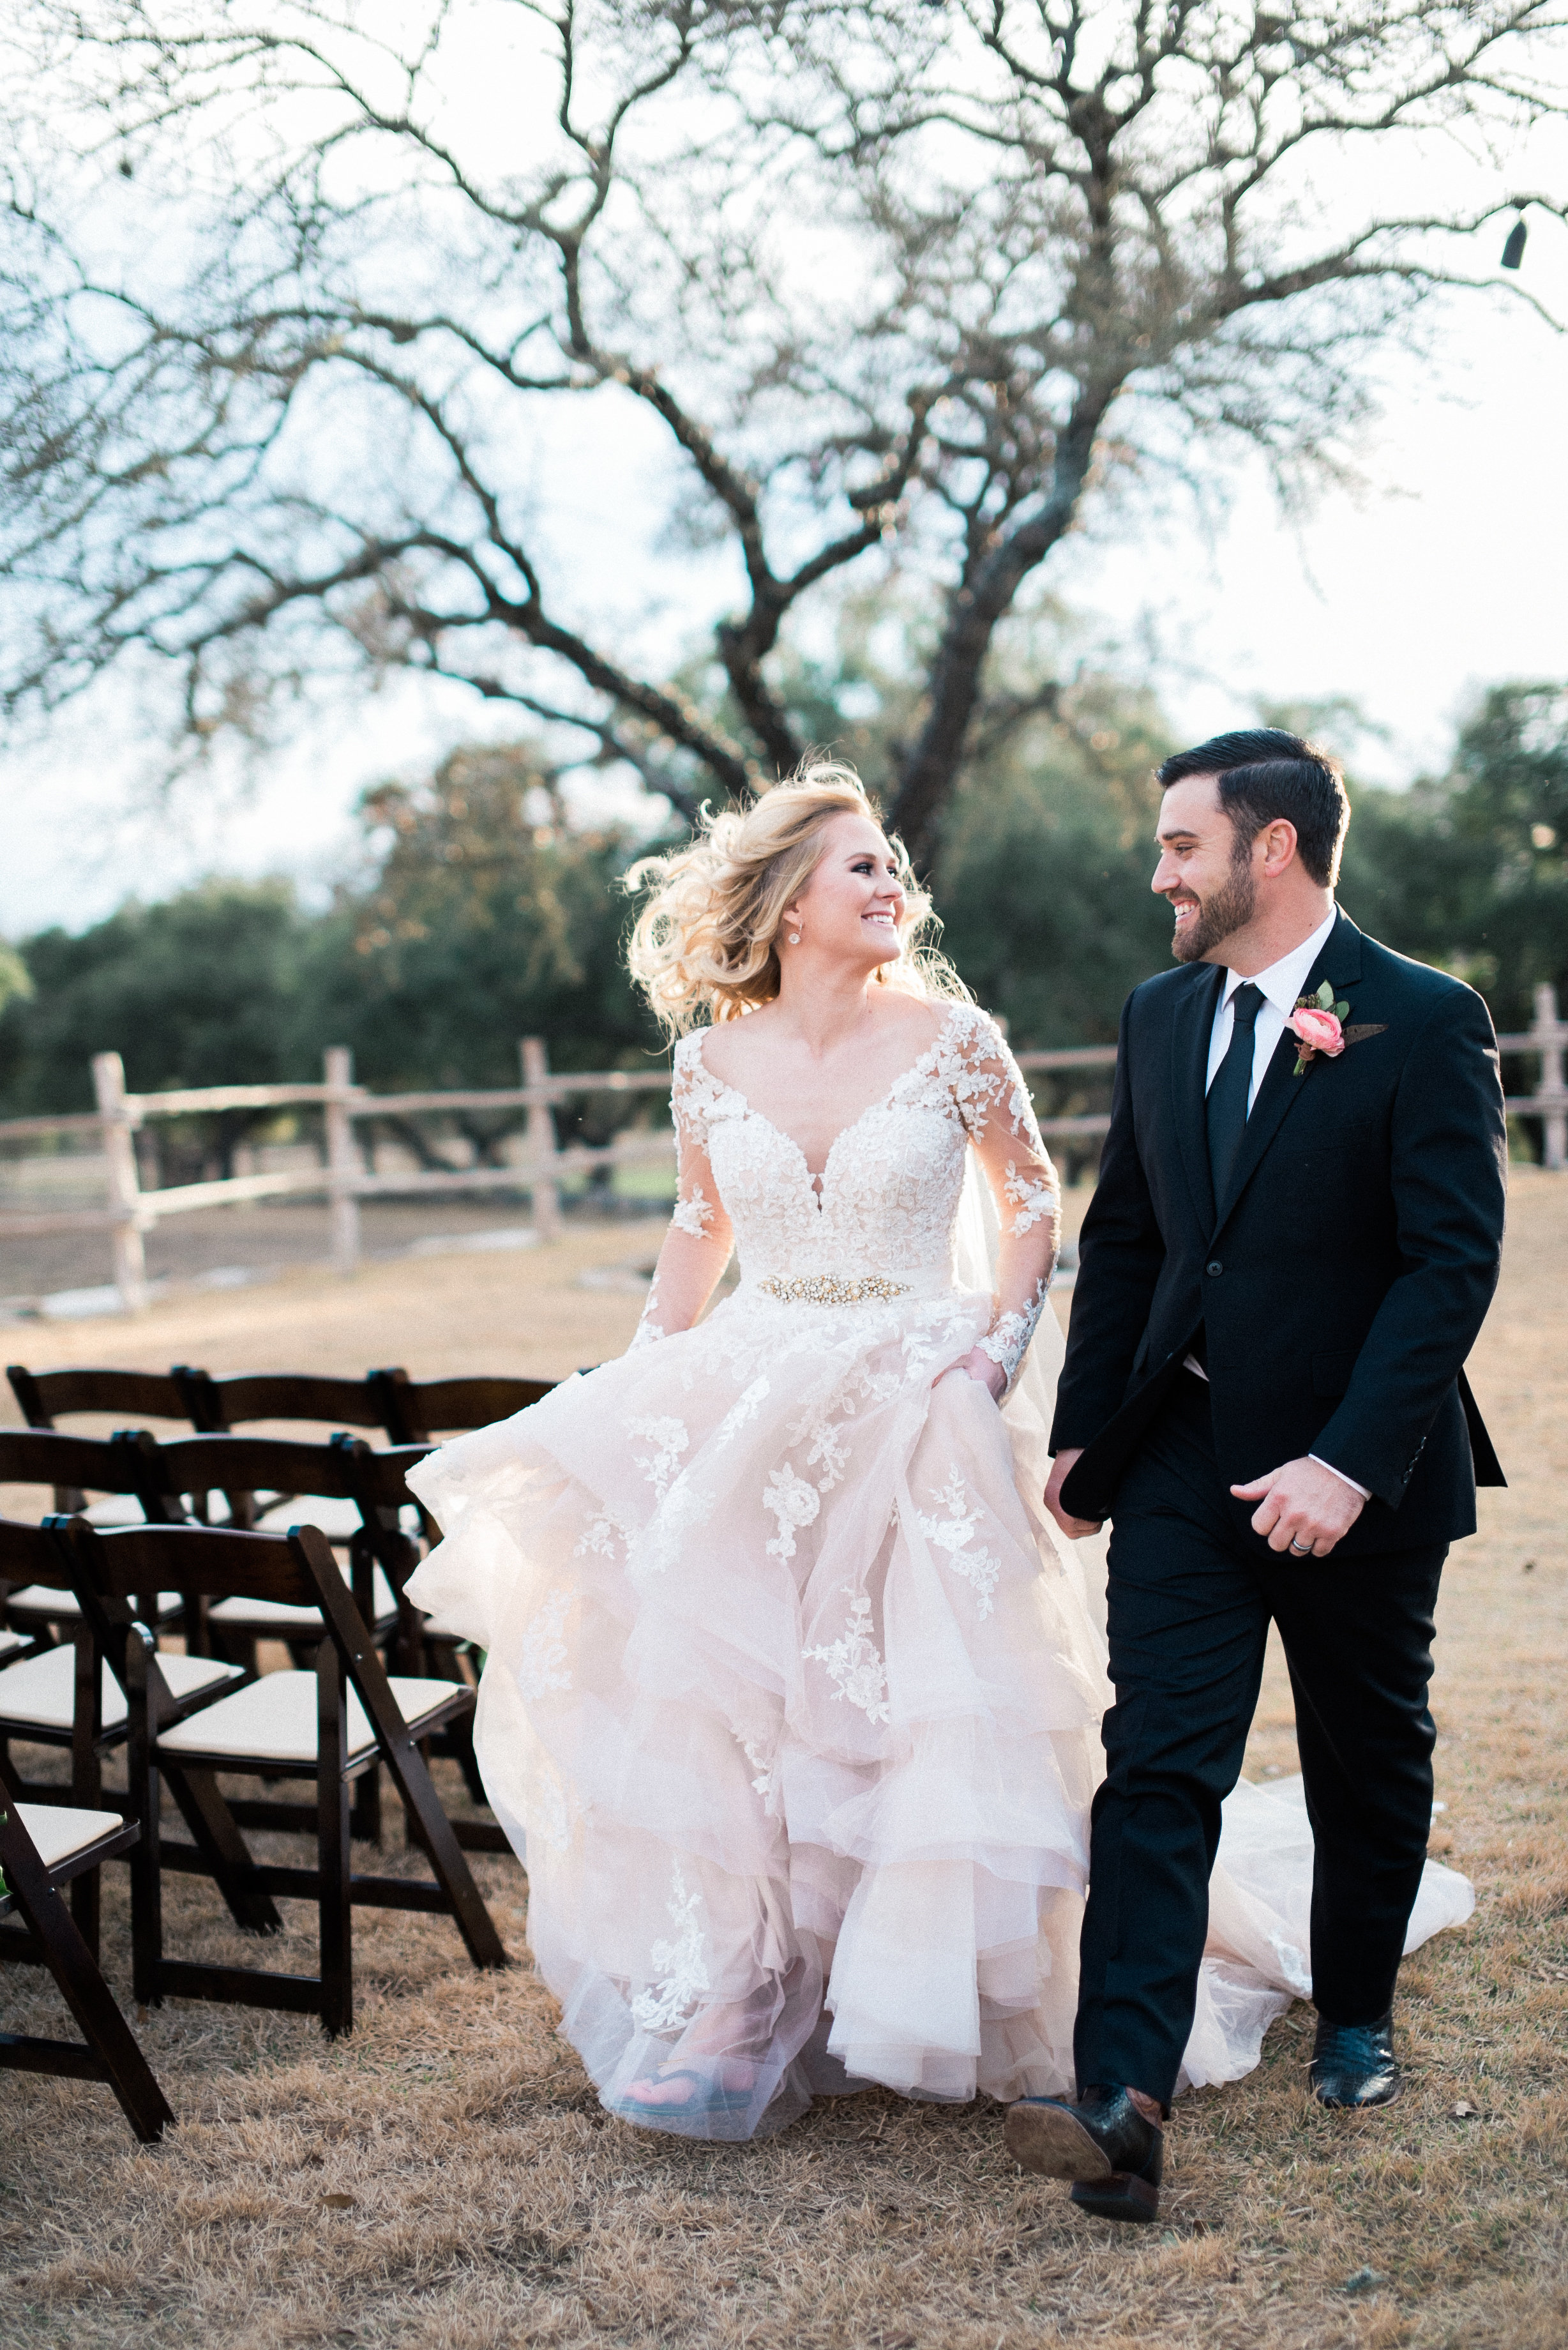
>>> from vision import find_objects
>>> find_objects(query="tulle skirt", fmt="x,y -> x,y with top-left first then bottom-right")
403,1279 -> 1473,2139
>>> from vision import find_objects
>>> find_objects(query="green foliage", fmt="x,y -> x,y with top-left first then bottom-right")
316,745 -> 668,1089
1340,685 -> 1568,1030
0,746 -> 673,1160
933,679 -> 1176,1045
3,684 -> 1566,1132
0,881 -> 312,1114
1431,683 -> 1567,1027
0,941 -> 33,1024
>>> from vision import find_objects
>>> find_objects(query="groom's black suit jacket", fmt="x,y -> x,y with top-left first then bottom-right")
1052,910 -> 1508,1557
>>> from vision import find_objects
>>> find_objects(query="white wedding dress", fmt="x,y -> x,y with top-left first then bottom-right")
404,1002 -> 1472,2139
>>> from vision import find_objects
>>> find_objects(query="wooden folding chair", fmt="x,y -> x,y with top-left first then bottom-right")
0,1795 -> 173,2142
142,1431 -> 424,1844
175,1370 -> 404,1437
0,1428 -> 182,1651
372,1370 -> 555,1444
6,1363 -> 287,1526
6,1363 -> 197,1437
153,1375 -> 416,1554
58,1517 -> 509,2036
0,1515 -> 251,1950
6,1363 -> 204,1517
143,1431 -> 406,1641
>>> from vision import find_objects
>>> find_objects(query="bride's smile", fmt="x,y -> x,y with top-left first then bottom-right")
774,812 -> 907,974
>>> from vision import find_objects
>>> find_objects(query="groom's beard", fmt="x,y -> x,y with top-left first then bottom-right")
1169,848 -> 1258,964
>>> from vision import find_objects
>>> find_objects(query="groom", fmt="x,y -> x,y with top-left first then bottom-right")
1006,729 -> 1507,2224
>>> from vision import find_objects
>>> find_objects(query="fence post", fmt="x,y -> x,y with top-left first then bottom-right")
521,1036 -> 562,1241
92,1052 -> 148,1314
324,1045 -> 361,1275
1534,983 -> 1567,1172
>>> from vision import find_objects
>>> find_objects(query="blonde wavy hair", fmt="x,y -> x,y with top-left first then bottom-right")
626,760 -> 967,1036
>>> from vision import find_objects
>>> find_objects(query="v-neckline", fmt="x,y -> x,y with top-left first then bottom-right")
694,1004 -> 960,1201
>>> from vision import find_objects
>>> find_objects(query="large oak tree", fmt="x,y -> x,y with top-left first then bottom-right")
3,0 -> 1564,860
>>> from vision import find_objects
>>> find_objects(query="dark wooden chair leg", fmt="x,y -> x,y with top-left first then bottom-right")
445,1699 -> 488,1808
69,1624 -> 104,1960
127,1713 -> 162,2013
163,1766 -> 284,1937
366,1711 -> 506,1971
299,1533 -> 507,1973
317,1642 -> 352,2038
68,1856 -> 102,1960
350,1759 -> 381,1847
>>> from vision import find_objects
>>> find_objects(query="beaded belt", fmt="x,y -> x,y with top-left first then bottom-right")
759,1273 -> 911,1307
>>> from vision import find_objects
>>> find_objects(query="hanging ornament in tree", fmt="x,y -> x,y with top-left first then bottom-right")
1502,213 -> 1528,269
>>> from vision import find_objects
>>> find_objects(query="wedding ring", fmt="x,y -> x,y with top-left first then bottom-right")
1290,1538 -> 1313,1556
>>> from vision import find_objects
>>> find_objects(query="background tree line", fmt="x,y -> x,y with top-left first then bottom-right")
3,666 -> 1564,1164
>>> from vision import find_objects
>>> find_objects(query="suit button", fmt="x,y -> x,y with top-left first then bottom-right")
1206,1260 -> 1223,1277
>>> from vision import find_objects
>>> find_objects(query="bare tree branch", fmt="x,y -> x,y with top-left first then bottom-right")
1,0 -> 1564,858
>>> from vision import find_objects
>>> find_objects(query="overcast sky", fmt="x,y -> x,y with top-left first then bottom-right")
4,184 -> 1565,939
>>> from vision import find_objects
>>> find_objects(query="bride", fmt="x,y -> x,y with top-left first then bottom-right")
403,762 -> 1470,2142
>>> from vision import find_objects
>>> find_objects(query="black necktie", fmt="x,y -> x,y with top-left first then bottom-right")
1205,981 -> 1263,1201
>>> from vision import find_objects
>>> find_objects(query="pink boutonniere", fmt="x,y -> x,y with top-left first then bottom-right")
1287,982 -> 1350,1076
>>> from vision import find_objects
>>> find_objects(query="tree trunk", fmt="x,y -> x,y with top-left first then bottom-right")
887,403 -> 1107,868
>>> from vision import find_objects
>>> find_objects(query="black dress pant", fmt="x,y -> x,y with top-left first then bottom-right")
1074,1371 -> 1446,2108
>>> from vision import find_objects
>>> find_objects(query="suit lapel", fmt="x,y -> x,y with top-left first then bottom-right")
1212,908 -> 1365,1232
1171,963 -> 1222,1230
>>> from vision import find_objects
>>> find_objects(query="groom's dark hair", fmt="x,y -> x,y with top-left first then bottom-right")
1157,728 -> 1349,888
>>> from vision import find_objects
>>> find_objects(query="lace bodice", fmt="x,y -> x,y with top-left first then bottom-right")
635,1002 -> 1060,1385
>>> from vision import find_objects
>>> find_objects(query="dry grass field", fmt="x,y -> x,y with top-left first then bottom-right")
1,1180 -> 1564,2350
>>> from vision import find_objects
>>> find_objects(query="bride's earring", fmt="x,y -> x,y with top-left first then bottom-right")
787,924 -> 801,945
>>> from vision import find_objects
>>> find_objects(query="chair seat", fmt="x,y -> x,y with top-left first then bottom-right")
0,1646 -> 243,1736
156,1671 -> 467,1767
251,1495 -> 369,1542
5,1586 -> 181,1626
15,1803 -> 131,1876
208,1563 -> 398,1636
249,1499 -> 421,1543
82,1497 -> 149,1528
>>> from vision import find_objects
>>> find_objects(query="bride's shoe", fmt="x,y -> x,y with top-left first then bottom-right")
606,2063 -> 758,2123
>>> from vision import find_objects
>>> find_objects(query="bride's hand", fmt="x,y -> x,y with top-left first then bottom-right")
937,1346 -> 1007,1402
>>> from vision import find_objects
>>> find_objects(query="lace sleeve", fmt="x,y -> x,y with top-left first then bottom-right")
630,1039 -> 736,1350
950,1009 -> 1061,1390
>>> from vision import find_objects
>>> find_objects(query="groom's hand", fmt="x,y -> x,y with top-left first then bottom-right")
1045,1448 -> 1103,1539
1231,1457 -> 1366,1558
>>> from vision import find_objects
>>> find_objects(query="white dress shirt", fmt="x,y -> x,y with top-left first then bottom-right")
1203,906 -> 1339,1109
1186,904 -> 1369,1503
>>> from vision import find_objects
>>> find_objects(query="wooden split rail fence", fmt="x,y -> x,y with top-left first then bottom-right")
1,985 -> 1564,1315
